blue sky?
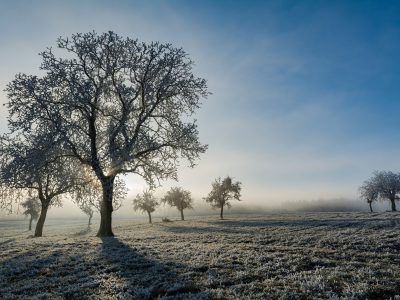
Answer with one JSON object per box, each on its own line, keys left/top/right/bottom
{"left": 1, "top": 0, "right": 400, "bottom": 213}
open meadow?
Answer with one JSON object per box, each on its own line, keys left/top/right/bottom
{"left": 1, "top": 212, "right": 400, "bottom": 299}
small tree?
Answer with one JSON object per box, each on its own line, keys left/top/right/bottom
{"left": 80, "top": 204, "right": 94, "bottom": 225}
{"left": 133, "top": 190, "right": 159, "bottom": 223}
{"left": 161, "top": 187, "right": 193, "bottom": 220}
{"left": 21, "top": 198, "right": 40, "bottom": 230}
{"left": 358, "top": 179, "right": 379, "bottom": 212}
{"left": 203, "top": 176, "right": 242, "bottom": 219}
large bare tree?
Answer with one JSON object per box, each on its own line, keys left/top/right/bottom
{"left": 203, "top": 176, "right": 242, "bottom": 219}
{"left": 161, "top": 187, "right": 194, "bottom": 221}
{"left": 4, "top": 31, "right": 209, "bottom": 236}
{"left": 132, "top": 189, "right": 159, "bottom": 223}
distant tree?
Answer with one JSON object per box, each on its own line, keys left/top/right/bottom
{"left": 203, "top": 176, "right": 242, "bottom": 219}
{"left": 21, "top": 198, "right": 41, "bottom": 230}
{"left": 161, "top": 187, "right": 194, "bottom": 220}
{"left": 80, "top": 204, "right": 94, "bottom": 226}
{"left": 133, "top": 190, "right": 159, "bottom": 223}
{"left": 4, "top": 31, "right": 209, "bottom": 236}
{"left": 358, "top": 179, "right": 379, "bottom": 212}
{"left": 372, "top": 171, "right": 400, "bottom": 211}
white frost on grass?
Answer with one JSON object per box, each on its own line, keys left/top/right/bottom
{"left": 1, "top": 212, "right": 400, "bottom": 299}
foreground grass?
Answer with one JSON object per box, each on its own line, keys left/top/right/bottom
{"left": 1, "top": 212, "right": 400, "bottom": 299}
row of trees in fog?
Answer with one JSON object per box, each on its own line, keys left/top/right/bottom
{"left": 358, "top": 171, "right": 400, "bottom": 212}
{"left": 19, "top": 175, "right": 242, "bottom": 231}
{"left": 133, "top": 176, "right": 242, "bottom": 223}
{"left": 0, "top": 31, "right": 210, "bottom": 237}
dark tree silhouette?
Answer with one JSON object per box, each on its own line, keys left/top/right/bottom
{"left": 21, "top": 198, "right": 40, "bottom": 230}
{"left": 4, "top": 31, "right": 209, "bottom": 236}
{"left": 133, "top": 190, "right": 159, "bottom": 223}
{"left": 203, "top": 176, "right": 242, "bottom": 219}
{"left": 161, "top": 187, "right": 193, "bottom": 221}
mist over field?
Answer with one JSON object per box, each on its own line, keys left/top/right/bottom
{"left": 1, "top": 197, "right": 392, "bottom": 222}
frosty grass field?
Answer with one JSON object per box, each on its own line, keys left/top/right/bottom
{"left": 1, "top": 212, "right": 400, "bottom": 299}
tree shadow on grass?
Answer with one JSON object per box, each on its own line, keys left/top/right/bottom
{"left": 0, "top": 236, "right": 210, "bottom": 299}
{"left": 98, "top": 237, "right": 209, "bottom": 299}
{"left": 71, "top": 225, "right": 92, "bottom": 237}
{"left": 0, "top": 239, "right": 15, "bottom": 246}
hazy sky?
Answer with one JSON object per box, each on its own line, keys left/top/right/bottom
{"left": 1, "top": 0, "right": 400, "bottom": 217}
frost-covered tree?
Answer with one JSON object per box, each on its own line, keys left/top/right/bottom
{"left": 21, "top": 198, "right": 40, "bottom": 230}
{"left": 161, "top": 187, "right": 193, "bottom": 220}
{"left": 371, "top": 171, "right": 400, "bottom": 211}
{"left": 132, "top": 190, "right": 159, "bottom": 223}
{"left": 358, "top": 179, "right": 379, "bottom": 212}
{"left": 4, "top": 31, "right": 209, "bottom": 236}
{"left": 203, "top": 176, "right": 242, "bottom": 219}
{"left": 0, "top": 133, "right": 91, "bottom": 237}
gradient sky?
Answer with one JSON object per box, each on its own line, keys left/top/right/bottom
{"left": 1, "top": 0, "right": 400, "bottom": 217}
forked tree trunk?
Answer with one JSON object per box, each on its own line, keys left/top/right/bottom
{"left": 148, "top": 211, "right": 152, "bottom": 224}
{"left": 97, "top": 176, "right": 115, "bottom": 236}
{"left": 220, "top": 205, "right": 224, "bottom": 220}
{"left": 180, "top": 209, "right": 184, "bottom": 221}
{"left": 369, "top": 202, "right": 373, "bottom": 212}
{"left": 29, "top": 215, "right": 33, "bottom": 230}
{"left": 390, "top": 198, "right": 397, "bottom": 211}
{"left": 35, "top": 202, "right": 49, "bottom": 237}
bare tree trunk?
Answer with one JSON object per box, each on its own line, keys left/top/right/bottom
{"left": 180, "top": 209, "right": 184, "bottom": 221}
{"left": 220, "top": 205, "right": 224, "bottom": 220}
{"left": 35, "top": 202, "right": 49, "bottom": 237}
{"left": 390, "top": 198, "right": 397, "bottom": 211}
{"left": 97, "top": 176, "right": 115, "bottom": 236}
{"left": 369, "top": 202, "right": 373, "bottom": 212}
{"left": 29, "top": 215, "right": 33, "bottom": 230}
{"left": 88, "top": 214, "right": 92, "bottom": 225}
{"left": 148, "top": 211, "right": 152, "bottom": 224}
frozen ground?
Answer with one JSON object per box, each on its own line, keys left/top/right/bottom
{"left": 1, "top": 212, "right": 400, "bottom": 299}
